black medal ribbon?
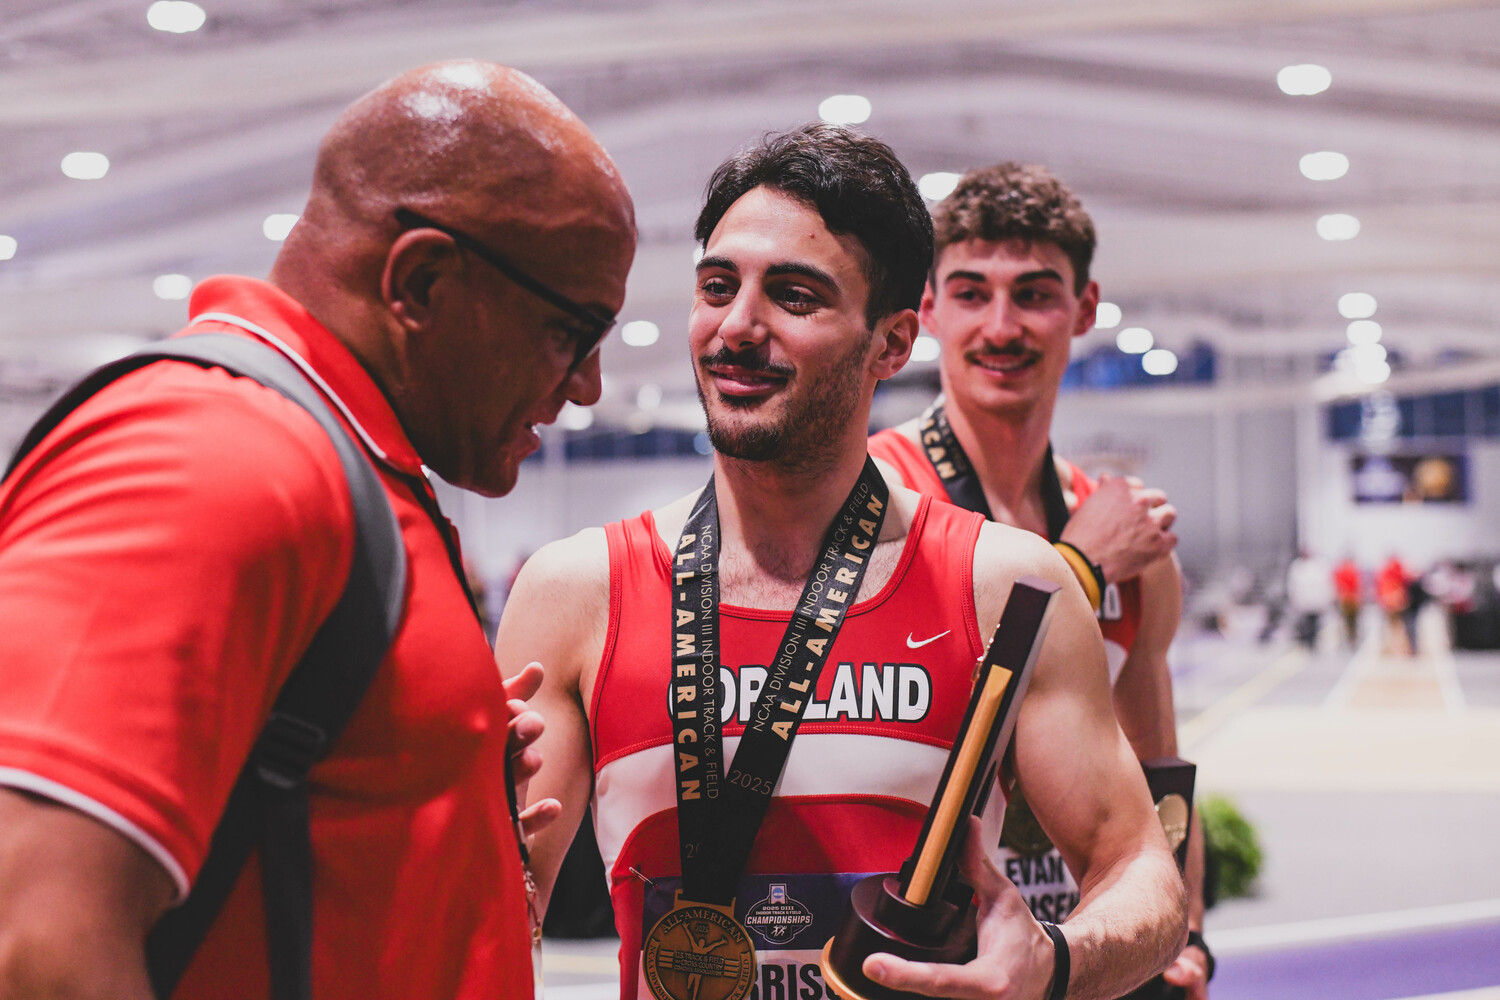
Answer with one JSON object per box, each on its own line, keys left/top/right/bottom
{"left": 669, "top": 457, "right": 889, "bottom": 906}
{"left": 918, "top": 397, "right": 1070, "bottom": 542}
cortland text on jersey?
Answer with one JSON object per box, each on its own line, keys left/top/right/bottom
{"left": 666, "top": 661, "right": 934, "bottom": 725}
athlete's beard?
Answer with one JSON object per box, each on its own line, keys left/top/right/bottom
{"left": 696, "top": 336, "right": 869, "bottom": 474}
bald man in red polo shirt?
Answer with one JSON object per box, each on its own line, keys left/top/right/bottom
{"left": 0, "top": 62, "right": 633, "bottom": 1000}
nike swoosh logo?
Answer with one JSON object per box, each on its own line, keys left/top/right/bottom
{"left": 906, "top": 630, "right": 951, "bottom": 649}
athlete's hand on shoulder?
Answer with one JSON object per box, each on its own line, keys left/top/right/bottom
{"left": 1061, "top": 474, "right": 1176, "bottom": 584}
{"left": 1162, "top": 940, "right": 1210, "bottom": 1000}
{"left": 503, "top": 661, "right": 561, "bottom": 840}
{"left": 863, "top": 818, "right": 1057, "bottom": 1000}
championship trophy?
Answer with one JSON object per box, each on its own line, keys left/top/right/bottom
{"left": 820, "top": 577, "right": 1060, "bottom": 1000}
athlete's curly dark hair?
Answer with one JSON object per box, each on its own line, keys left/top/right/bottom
{"left": 695, "top": 123, "right": 933, "bottom": 328}
{"left": 931, "top": 163, "right": 1096, "bottom": 293}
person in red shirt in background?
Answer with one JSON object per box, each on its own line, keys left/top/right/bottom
{"left": 1333, "top": 556, "right": 1366, "bottom": 648}
{"left": 0, "top": 61, "right": 634, "bottom": 1000}
{"left": 1376, "top": 555, "right": 1416, "bottom": 657}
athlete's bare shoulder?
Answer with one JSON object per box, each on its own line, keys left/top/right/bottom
{"left": 515, "top": 525, "right": 610, "bottom": 593}
{"left": 496, "top": 525, "right": 611, "bottom": 692}
{"left": 970, "top": 519, "right": 1084, "bottom": 632}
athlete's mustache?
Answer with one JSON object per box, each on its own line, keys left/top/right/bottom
{"left": 967, "top": 343, "right": 1041, "bottom": 364}
{"left": 698, "top": 347, "right": 795, "bottom": 379}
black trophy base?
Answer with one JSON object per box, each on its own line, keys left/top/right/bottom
{"left": 820, "top": 874, "right": 977, "bottom": 1000}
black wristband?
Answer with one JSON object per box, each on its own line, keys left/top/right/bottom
{"left": 1054, "top": 540, "right": 1107, "bottom": 592}
{"left": 1038, "top": 920, "right": 1070, "bottom": 1000}
{"left": 1187, "top": 929, "right": 1215, "bottom": 982}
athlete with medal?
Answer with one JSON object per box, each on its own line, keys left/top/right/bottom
{"left": 499, "top": 126, "right": 1187, "bottom": 1000}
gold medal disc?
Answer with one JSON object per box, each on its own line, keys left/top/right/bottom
{"left": 1155, "top": 793, "right": 1190, "bottom": 853}
{"left": 643, "top": 895, "right": 756, "bottom": 1000}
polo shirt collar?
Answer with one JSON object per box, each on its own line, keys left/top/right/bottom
{"left": 185, "top": 275, "right": 426, "bottom": 479}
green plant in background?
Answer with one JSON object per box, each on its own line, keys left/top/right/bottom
{"left": 1200, "top": 794, "right": 1263, "bottom": 905}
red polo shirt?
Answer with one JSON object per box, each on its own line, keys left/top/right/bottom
{"left": 0, "top": 276, "right": 533, "bottom": 999}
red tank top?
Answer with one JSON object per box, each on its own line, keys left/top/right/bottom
{"left": 869, "top": 427, "right": 1141, "bottom": 680}
{"left": 592, "top": 494, "right": 994, "bottom": 1000}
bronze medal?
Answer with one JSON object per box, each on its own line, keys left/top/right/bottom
{"left": 1155, "top": 792, "right": 1190, "bottom": 853}
{"left": 643, "top": 894, "right": 756, "bottom": 1000}
{"left": 999, "top": 787, "right": 1055, "bottom": 857}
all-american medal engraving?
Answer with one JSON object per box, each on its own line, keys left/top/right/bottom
{"left": 644, "top": 895, "right": 756, "bottom": 1000}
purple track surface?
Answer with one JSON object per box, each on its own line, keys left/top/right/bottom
{"left": 1213, "top": 921, "right": 1500, "bottom": 1000}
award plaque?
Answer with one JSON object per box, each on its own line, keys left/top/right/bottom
{"left": 821, "top": 577, "right": 1060, "bottom": 1000}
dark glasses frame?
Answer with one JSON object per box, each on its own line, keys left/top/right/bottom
{"left": 394, "top": 207, "right": 616, "bottom": 370}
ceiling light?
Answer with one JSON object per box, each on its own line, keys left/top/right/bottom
{"left": 1317, "top": 213, "right": 1360, "bottom": 241}
{"left": 1095, "top": 302, "right": 1122, "bottom": 329}
{"left": 1300, "top": 151, "right": 1349, "bottom": 181}
{"left": 1338, "top": 292, "right": 1377, "bottom": 319}
{"left": 621, "top": 320, "right": 660, "bottom": 348}
{"left": 911, "top": 335, "right": 941, "bottom": 362}
{"left": 692, "top": 246, "right": 705, "bottom": 265}
{"left": 1116, "top": 326, "right": 1153, "bottom": 354}
{"left": 1142, "top": 349, "right": 1178, "bottom": 376}
{"left": 0, "top": 235, "right": 15, "bottom": 261}
{"left": 153, "top": 273, "right": 192, "bottom": 300}
{"left": 637, "top": 384, "right": 663, "bottom": 411}
{"left": 818, "top": 94, "right": 872, "bottom": 126}
{"left": 61, "top": 152, "right": 110, "bottom": 180}
{"left": 262, "top": 213, "right": 299, "bottom": 241}
{"left": 1356, "top": 358, "right": 1391, "bottom": 384}
{"left": 1277, "top": 64, "right": 1332, "bottom": 96}
{"left": 1334, "top": 343, "right": 1390, "bottom": 385}
{"left": 1346, "top": 319, "right": 1382, "bottom": 345}
{"left": 1337, "top": 344, "right": 1390, "bottom": 385}
{"left": 917, "top": 172, "right": 961, "bottom": 201}
{"left": 557, "top": 402, "right": 594, "bottom": 431}
{"left": 147, "top": 1, "right": 206, "bottom": 32}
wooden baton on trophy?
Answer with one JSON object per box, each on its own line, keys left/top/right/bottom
{"left": 820, "top": 576, "right": 1060, "bottom": 1000}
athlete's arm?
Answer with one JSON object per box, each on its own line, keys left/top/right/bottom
{"left": 1111, "top": 555, "right": 1182, "bottom": 760}
{"left": 493, "top": 528, "right": 610, "bottom": 913}
{"left": 867, "top": 528, "right": 1185, "bottom": 1000}
{"left": 0, "top": 790, "right": 173, "bottom": 1000}
{"left": 1113, "top": 556, "right": 1210, "bottom": 998}
{"left": 1058, "top": 474, "right": 1176, "bottom": 585}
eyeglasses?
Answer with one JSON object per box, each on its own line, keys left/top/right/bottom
{"left": 394, "top": 207, "right": 616, "bottom": 370}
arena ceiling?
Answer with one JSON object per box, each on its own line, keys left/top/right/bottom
{"left": 0, "top": 0, "right": 1497, "bottom": 430}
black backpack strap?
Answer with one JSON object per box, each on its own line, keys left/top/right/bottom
{"left": 6, "top": 334, "right": 406, "bottom": 1000}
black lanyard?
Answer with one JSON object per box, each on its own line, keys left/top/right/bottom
{"left": 670, "top": 458, "right": 889, "bottom": 905}
{"left": 917, "top": 398, "right": 1070, "bottom": 542}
